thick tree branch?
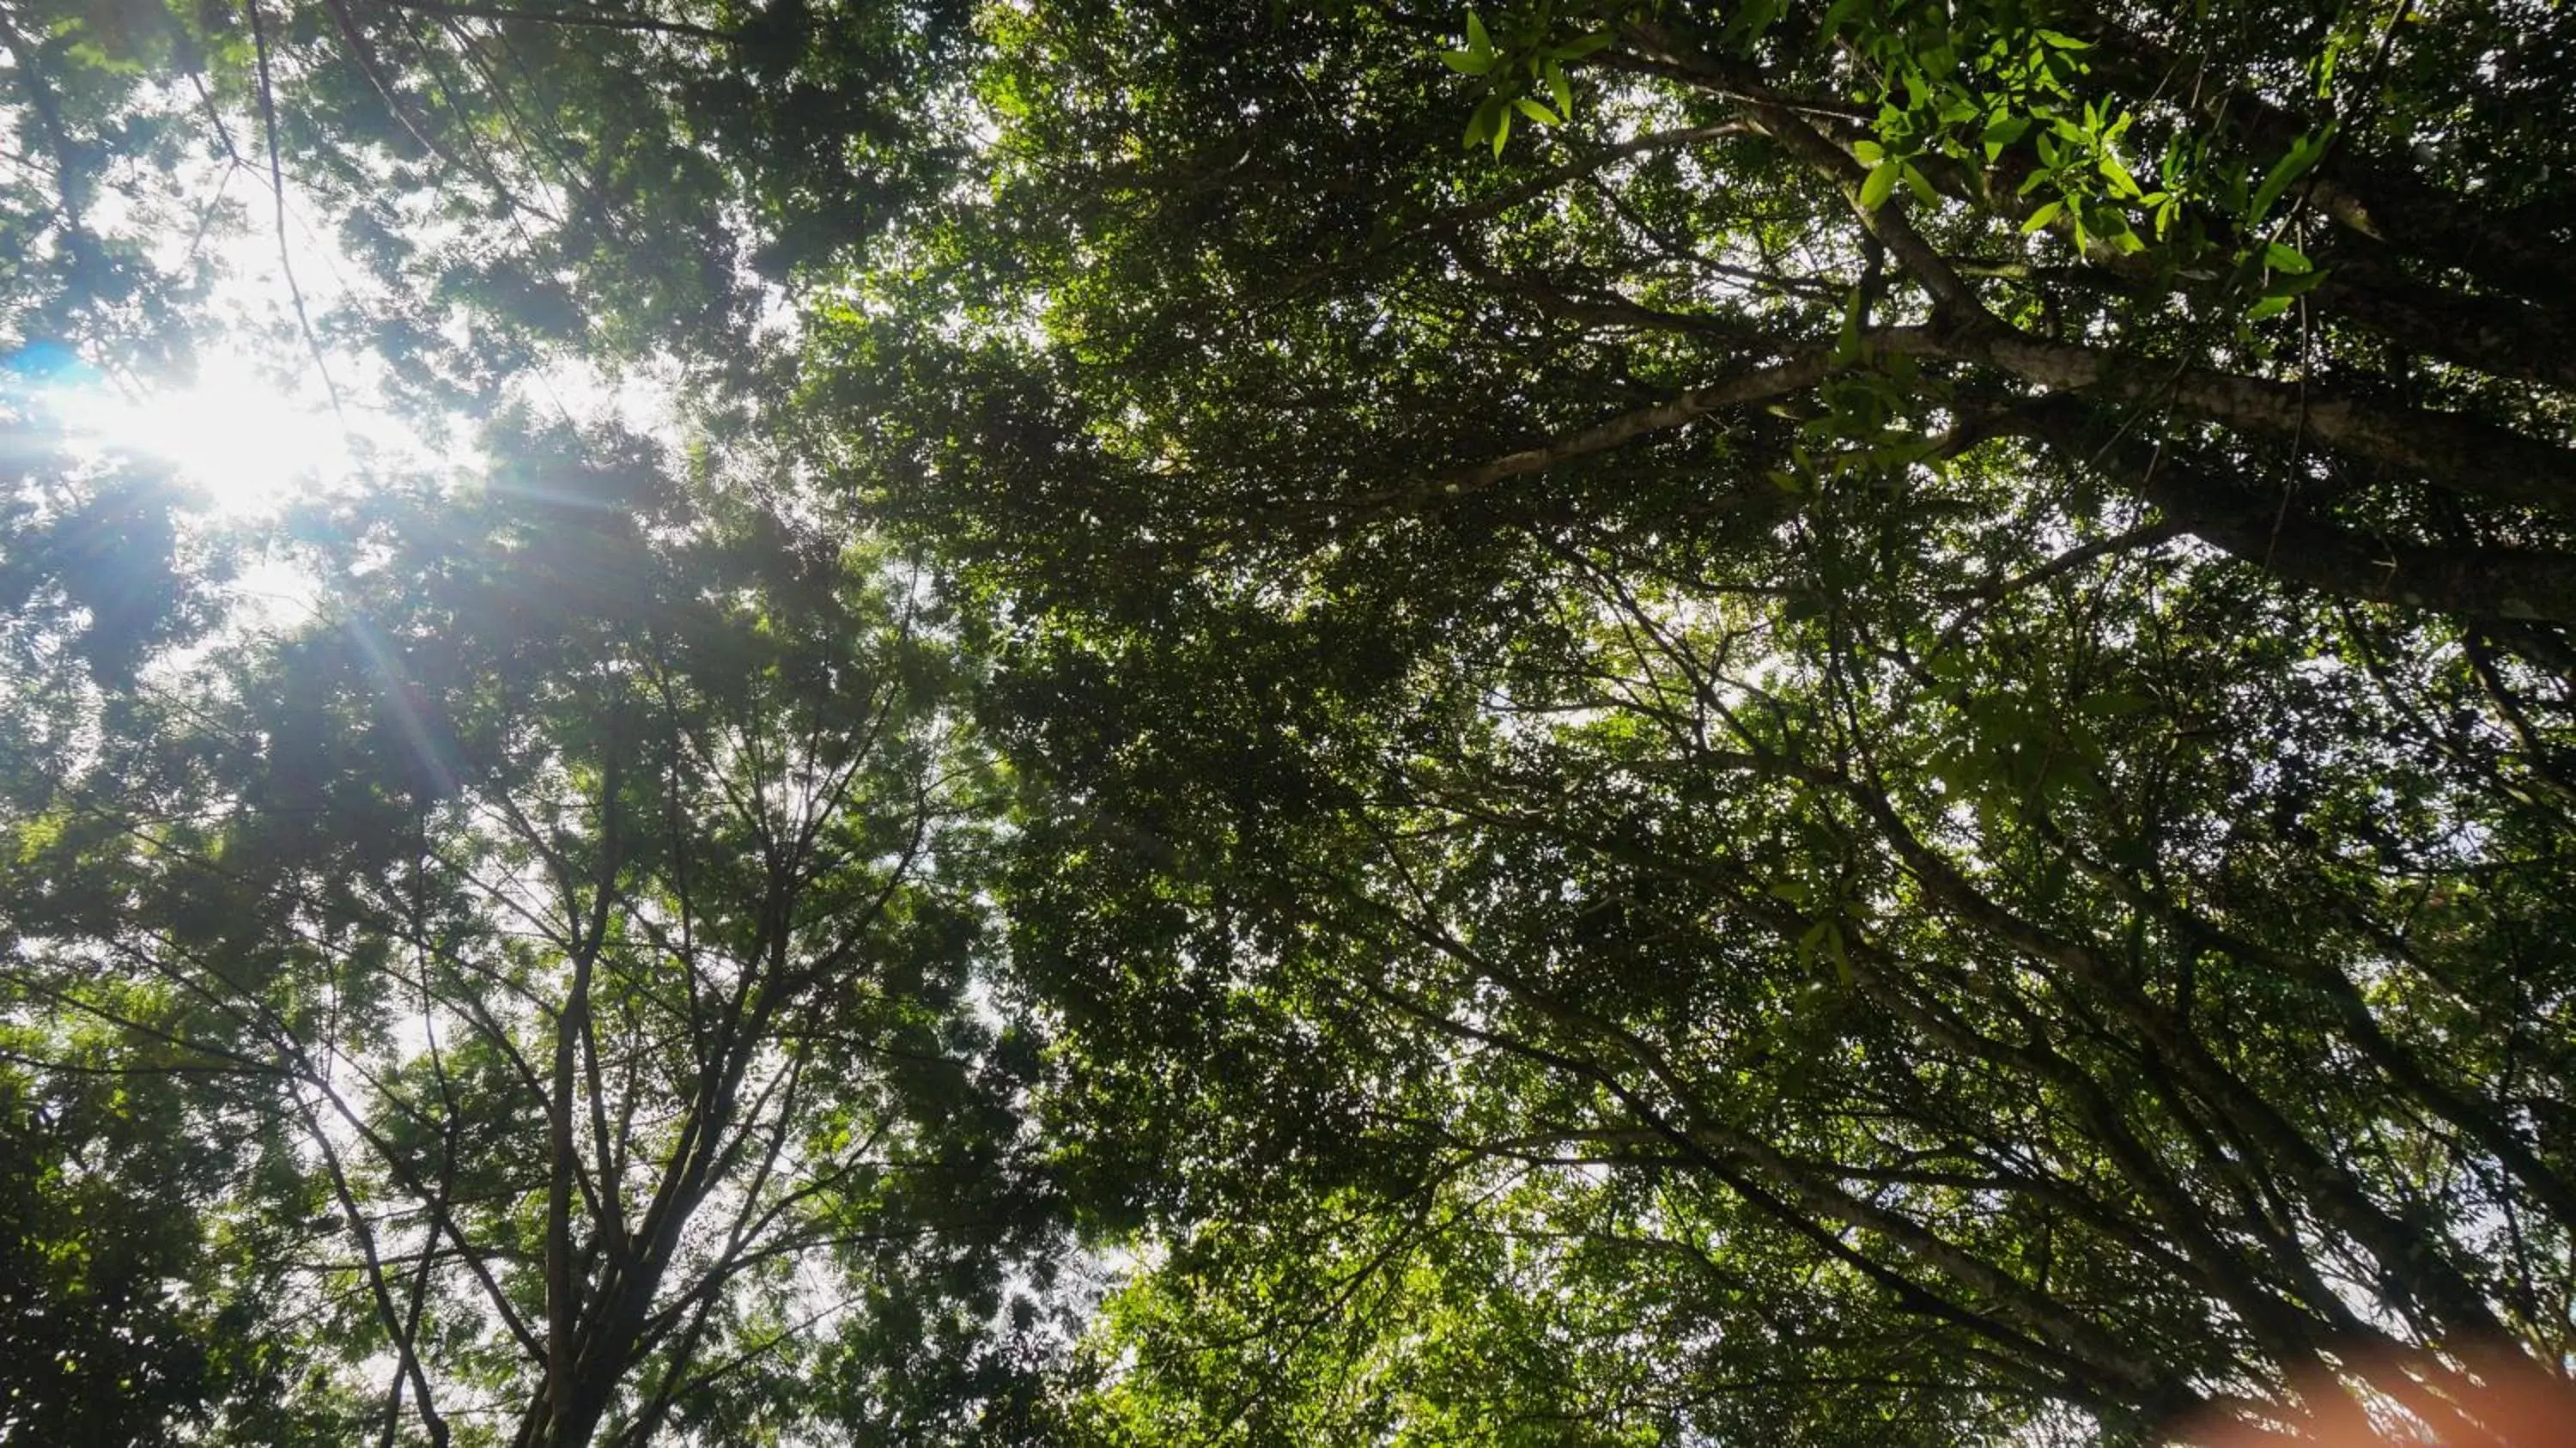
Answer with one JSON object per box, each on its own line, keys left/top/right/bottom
{"left": 2027, "top": 397, "right": 2576, "bottom": 624}
{"left": 1320, "top": 336, "right": 1942, "bottom": 519}
{"left": 2310, "top": 241, "right": 2576, "bottom": 393}
{"left": 1966, "top": 332, "right": 2576, "bottom": 518}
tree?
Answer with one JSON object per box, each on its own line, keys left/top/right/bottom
{"left": 1, "top": 0, "right": 977, "bottom": 724}
{"left": 807, "top": 1, "right": 2576, "bottom": 1440}
{"left": 7, "top": 6, "right": 1095, "bottom": 1442}
{"left": 0, "top": 419, "right": 1064, "bottom": 1446}
{"left": 0, "top": 1050, "right": 323, "bottom": 1445}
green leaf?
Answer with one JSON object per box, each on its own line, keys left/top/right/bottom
{"left": 1441, "top": 49, "right": 1491, "bottom": 75}
{"left": 1465, "top": 9, "right": 1492, "bottom": 57}
{"left": 2250, "top": 125, "right": 2334, "bottom": 221}
{"left": 1859, "top": 160, "right": 1900, "bottom": 211}
{"left": 2099, "top": 151, "right": 2142, "bottom": 199}
{"left": 2247, "top": 294, "right": 2294, "bottom": 319}
{"left": 1551, "top": 28, "right": 1614, "bottom": 60}
{"left": 2021, "top": 198, "right": 2064, "bottom": 232}
{"left": 1983, "top": 114, "right": 2032, "bottom": 149}
{"left": 2237, "top": 250, "right": 2336, "bottom": 312}
{"left": 1546, "top": 58, "right": 1571, "bottom": 117}
{"left": 2267, "top": 265, "right": 2331, "bottom": 298}
{"left": 1902, "top": 161, "right": 1937, "bottom": 207}
{"left": 1851, "top": 138, "right": 1886, "bottom": 165}
{"left": 1464, "top": 96, "right": 1499, "bottom": 149}
{"left": 1511, "top": 96, "right": 1560, "bottom": 127}
{"left": 2262, "top": 242, "right": 2313, "bottom": 274}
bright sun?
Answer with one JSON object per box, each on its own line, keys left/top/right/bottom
{"left": 49, "top": 362, "right": 351, "bottom": 517}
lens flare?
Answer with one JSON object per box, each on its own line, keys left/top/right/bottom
{"left": 38, "top": 357, "right": 349, "bottom": 516}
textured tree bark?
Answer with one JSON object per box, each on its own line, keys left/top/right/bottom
{"left": 1970, "top": 334, "right": 2576, "bottom": 518}
{"left": 2027, "top": 399, "right": 2576, "bottom": 623}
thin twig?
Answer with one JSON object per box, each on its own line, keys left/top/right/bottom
{"left": 246, "top": 0, "right": 348, "bottom": 419}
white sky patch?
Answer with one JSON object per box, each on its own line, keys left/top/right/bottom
{"left": 40, "top": 357, "right": 374, "bottom": 518}
{"left": 526, "top": 349, "right": 690, "bottom": 450}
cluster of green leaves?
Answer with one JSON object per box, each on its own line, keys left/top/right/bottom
{"left": 0, "top": 0, "right": 240, "bottom": 375}
{"left": 2, "top": 3, "right": 1114, "bottom": 1440}
{"left": 1443, "top": 5, "right": 1613, "bottom": 155}
{"left": 0, "top": 1062, "right": 329, "bottom": 1446}
{"left": 1728, "top": 0, "right": 2356, "bottom": 313}
{"left": 0, "top": 409, "right": 233, "bottom": 685}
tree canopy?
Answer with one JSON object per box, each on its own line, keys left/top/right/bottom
{"left": 3, "top": 1, "right": 2574, "bottom": 1445}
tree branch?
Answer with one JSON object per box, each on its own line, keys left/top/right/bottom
{"left": 2029, "top": 397, "right": 2576, "bottom": 624}
{"left": 368, "top": 0, "right": 736, "bottom": 43}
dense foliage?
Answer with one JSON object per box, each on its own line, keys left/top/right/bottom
{"left": 837, "top": 2, "right": 2576, "bottom": 1441}
{"left": 3, "top": 421, "right": 1066, "bottom": 1445}
{"left": 4, "top": 1, "right": 2574, "bottom": 1444}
